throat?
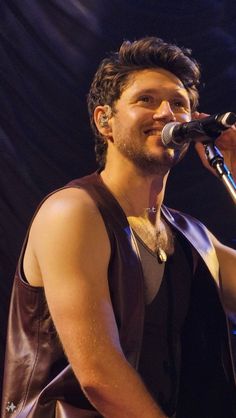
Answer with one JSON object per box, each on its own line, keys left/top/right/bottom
{"left": 100, "top": 170, "right": 166, "bottom": 218}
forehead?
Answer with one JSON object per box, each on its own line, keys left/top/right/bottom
{"left": 122, "top": 68, "right": 189, "bottom": 98}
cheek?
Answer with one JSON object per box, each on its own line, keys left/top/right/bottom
{"left": 112, "top": 109, "right": 151, "bottom": 140}
{"left": 113, "top": 113, "right": 137, "bottom": 134}
{"left": 175, "top": 114, "right": 191, "bottom": 124}
{"left": 126, "top": 107, "right": 152, "bottom": 123}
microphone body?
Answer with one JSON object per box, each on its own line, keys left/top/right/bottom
{"left": 161, "top": 112, "right": 236, "bottom": 149}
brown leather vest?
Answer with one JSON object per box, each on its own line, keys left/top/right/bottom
{"left": 2, "top": 172, "right": 236, "bottom": 418}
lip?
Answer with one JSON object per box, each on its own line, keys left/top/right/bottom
{"left": 144, "top": 129, "right": 160, "bottom": 135}
{"left": 143, "top": 125, "right": 165, "bottom": 136}
{"left": 144, "top": 129, "right": 163, "bottom": 140}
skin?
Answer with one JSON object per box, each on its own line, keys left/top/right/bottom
{"left": 23, "top": 68, "right": 236, "bottom": 417}
{"left": 195, "top": 112, "right": 236, "bottom": 180}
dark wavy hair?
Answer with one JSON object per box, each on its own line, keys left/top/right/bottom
{"left": 87, "top": 37, "right": 201, "bottom": 167}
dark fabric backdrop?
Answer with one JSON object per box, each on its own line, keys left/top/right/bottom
{"left": 1, "top": 0, "right": 236, "bottom": 402}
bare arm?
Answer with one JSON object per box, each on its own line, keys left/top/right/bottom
{"left": 192, "top": 113, "right": 236, "bottom": 311}
{"left": 209, "top": 232, "right": 236, "bottom": 312}
{"left": 27, "top": 188, "right": 166, "bottom": 418}
{"left": 192, "top": 111, "right": 236, "bottom": 177}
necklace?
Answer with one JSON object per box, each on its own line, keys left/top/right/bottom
{"left": 156, "top": 241, "right": 167, "bottom": 263}
{"left": 128, "top": 216, "right": 169, "bottom": 263}
{"left": 101, "top": 173, "right": 169, "bottom": 262}
{"left": 101, "top": 172, "right": 159, "bottom": 217}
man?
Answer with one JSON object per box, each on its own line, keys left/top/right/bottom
{"left": 2, "top": 37, "right": 236, "bottom": 418}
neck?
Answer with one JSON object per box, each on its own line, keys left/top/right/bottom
{"left": 100, "top": 159, "right": 169, "bottom": 225}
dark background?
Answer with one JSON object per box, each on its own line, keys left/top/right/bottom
{"left": 1, "top": 0, "right": 236, "bottom": 399}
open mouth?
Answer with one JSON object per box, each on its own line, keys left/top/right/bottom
{"left": 144, "top": 129, "right": 161, "bottom": 136}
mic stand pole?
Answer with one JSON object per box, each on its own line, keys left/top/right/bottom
{"left": 204, "top": 142, "right": 236, "bottom": 205}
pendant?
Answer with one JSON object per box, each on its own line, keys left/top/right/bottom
{"left": 157, "top": 247, "right": 167, "bottom": 263}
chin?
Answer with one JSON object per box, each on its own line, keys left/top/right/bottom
{"left": 132, "top": 154, "right": 174, "bottom": 176}
{"left": 149, "top": 148, "right": 176, "bottom": 164}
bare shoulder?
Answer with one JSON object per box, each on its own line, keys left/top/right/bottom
{"left": 35, "top": 186, "right": 101, "bottom": 221}
{"left": 31, "top": 186, "right": 107, "bottom": 239}
{"left": 209, "top": 230, "right": 235, "bottom": 252}
{"left": 25, "top": 187, "right": 111, "bottom": 286}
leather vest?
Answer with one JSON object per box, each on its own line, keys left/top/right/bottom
{"left": 2, "top": 172, "right": 236, "bottom": 418}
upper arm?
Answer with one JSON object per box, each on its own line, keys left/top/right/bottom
{"left": 28, "top": 188, "right": 122, "bottom": 382}
{"left": 209, "top": 232, "right": 236, "bottom": 312}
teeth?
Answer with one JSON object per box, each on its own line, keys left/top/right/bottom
{"left": 147, "top": 130, "right": 158, "bottom": 135}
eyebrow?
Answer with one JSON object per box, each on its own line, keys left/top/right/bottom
{"left": 132, "top": 88, "right": 190, "bottom": 103}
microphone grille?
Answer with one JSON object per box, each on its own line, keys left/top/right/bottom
{"left": 219, "top": 112, "right": 236, "bottom": 128}
{"left": 161, "top": 122, "right": 180, "bottom": 147}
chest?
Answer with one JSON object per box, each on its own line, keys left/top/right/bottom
{"left": 135, "top": 231, "right": 194, "bottom": 319}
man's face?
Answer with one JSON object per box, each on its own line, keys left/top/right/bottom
{"left": 109, "top": 68, "right": 191, "bottom": 175}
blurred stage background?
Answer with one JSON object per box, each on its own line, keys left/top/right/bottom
{"left": 1, "top": 0, "right": 236, "bottom": 399}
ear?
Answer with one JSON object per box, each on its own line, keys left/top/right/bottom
{"left": 94, "top": 105, "right": 113, "bottom": 138}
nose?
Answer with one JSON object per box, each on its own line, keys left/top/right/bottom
{"left": 153, "top": 100, "right": 176, "bottom": 122}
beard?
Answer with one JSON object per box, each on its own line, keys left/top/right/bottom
{"left": 114, "top": 133, "right": 188, "bottom": 176}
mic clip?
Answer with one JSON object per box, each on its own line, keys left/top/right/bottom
{"left": 204, "top": 142, "right": 236, "bottom": 204}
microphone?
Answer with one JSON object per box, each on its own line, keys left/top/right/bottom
{"left": 161, "top": 112, "right": 236, "bottom": 149}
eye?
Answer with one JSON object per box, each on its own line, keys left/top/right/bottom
{"left": 138, "top": 95, "right": 154, "bottom": 104}
{"left": 172, "top": 99, "right": 189, "bottom": 110}
{"left": 173, "top": 100, "right": 184, "bottom": 107}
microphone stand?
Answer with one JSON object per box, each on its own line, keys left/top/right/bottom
{"left": 204, "top": 142, "right": 236, "bottom": 205}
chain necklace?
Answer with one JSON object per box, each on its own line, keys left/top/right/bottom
{"left": 101, "top": 173, "right": 169, "bottom": 262}
{"left": 128, "top": 215, "right": 168, "bottom": 263}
